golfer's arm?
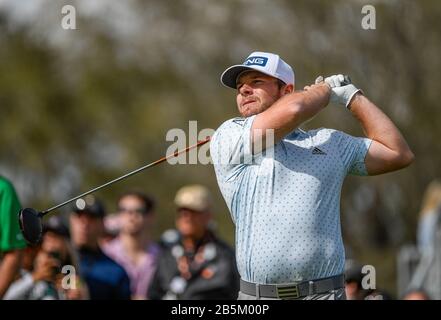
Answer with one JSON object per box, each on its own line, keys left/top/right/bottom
{"left": 251, "top": 83, "right": 331, "bottom": 152}
{"left": 0, "top": 249, "right": 23, "bottom": 298}
{"left": 349, "top": 93, "right": 415, "bottom": 175}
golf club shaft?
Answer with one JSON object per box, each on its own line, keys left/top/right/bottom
{"left": 40, "top": 137, "right": 211, "bottom": 216}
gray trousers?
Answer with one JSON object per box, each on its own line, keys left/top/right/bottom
{"left": 237, "top": 288, "right": 346, "bottom": 300}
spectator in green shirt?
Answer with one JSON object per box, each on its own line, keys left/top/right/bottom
{"left": 0, "top": 176, "right": 27, "bottom": 298}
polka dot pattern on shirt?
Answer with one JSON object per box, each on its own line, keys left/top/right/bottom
{"left": 210, "top": 116, "right": 372, "bottom": 284}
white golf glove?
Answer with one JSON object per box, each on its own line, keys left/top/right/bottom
{"left": 315, "top": 74, "right": 362, "bottom": 108}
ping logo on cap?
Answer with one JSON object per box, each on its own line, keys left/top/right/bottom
{"left": 244, "top": 56, "right": 268, "bottom": 67}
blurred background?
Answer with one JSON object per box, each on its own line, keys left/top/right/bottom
{"left": 1, "top": 0, "right": 440, "bottom": 298}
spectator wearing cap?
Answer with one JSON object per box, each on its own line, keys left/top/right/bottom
{"left": 70, "top": 196, "right": 131, "bottom": 300}
{"left": 148, "top": 185, "right": 239, "bottom": 300}
{"left": 3, "top": 216, "right": 87, "bottom": 300}
{"left": 102, "top": 191, "right": 160, "bottom": 300}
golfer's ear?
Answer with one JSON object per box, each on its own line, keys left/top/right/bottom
{"left": 283, "top": 84, "right": 294, "bottom": 95}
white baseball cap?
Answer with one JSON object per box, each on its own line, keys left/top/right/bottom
{"left": 220, "top": 51, "right": 295, "bottom": 89}
{"left": 174, "top": 184, "right": 213, "bottom": 212}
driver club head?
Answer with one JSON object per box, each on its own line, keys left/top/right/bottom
{"left": 18, "top": 208, "right": 43, "bottom": 245}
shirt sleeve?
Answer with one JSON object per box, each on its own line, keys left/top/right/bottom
{"left": 210, "top": 116, "right": 256, "bottom": 182}
{"left": 0, "top": 178, "right": 27, "bottom": 251}
{"left": 334, "top": 130, "right": 372, "bottom": 176}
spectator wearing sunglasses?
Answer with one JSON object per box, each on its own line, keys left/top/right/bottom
{"left": 102, "top": 191, "right": 160, "bottom": 300}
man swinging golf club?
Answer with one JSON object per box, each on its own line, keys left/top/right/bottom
{"left": 210, "top": 51, "right": 414, "bottom": 300}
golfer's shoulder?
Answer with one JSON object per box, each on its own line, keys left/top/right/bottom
{"left": 302, "top": 127, "right": 348, "bottom": 144}
{"left": 213, "top": 116, "right": 254, "bottom": 140}
{"left": 211, "top": 118, "right": 241, "bottom": 150}
{"left": 216, "top": 117, "right": 250, "bottom": 131}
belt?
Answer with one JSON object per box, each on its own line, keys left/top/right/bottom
{"left": 240, "top": 274, "right": 345, "bottom": 299}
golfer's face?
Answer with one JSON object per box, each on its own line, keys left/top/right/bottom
{"left": 236, "top": 71, "right": 283, "bottom": 117}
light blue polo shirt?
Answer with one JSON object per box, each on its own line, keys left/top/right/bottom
{"left": 210, "top": 116, "right": 372, "bottom": 284}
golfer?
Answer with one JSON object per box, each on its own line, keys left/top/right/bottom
{"left": 210, "top": 51, "right": 414, "bottom": 300}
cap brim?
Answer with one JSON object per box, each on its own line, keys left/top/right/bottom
{"left": 220, "top": 65, "right": 258, "bottom": 89}
{"left": 43, "top": 226, "right": 70, "bottom": 238}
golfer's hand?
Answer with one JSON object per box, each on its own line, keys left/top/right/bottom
{"left": 302, "top": 82, "right": 332, "bottom": 108}
{"left": 303, "top": 81, "right": 331, "bottom": 94}
{"left": 316, "top": 74, "right": 362, "bottom": 108}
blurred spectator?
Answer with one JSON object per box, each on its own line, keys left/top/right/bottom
{"left": 20, "top": 245, "right": 40, "bottom": 274}
{"left": 4, "top": 216, "right": 87, "bottom": 300}
{"left": 101, "top": 213, "right": 122, "bottom": 246}
{"left": 42, "top": 216, "right": 88, "bottom": 300}
{"left": 396, "top": 180, "right": 441, "bottom": 299}
{"left": 4, "top": 249, "right": 59, "bottom": 299}
{"left": 148, "top": 185, "right": 239, "bottom": 300}
{"left": 416, "top": 180, "right": 441, "bottom": 250}
{"left": 2, "top": 245, "right": 40, "bottom": 299}
{"left": 0, "top": 176, "right": 27, "bottom": 298}
{"left": 70, "top": 195, "right": 131, "bottom": 300}
{"left": 345, "top": 259, "right": 393, "bottom": 300}
{"left": 345, "top": 260, "right": 365, "bottom": 300}
{"left": 402, "top": 288, "right": 431, "bottom": 300}
{"left": 102, "top": 191, "right": 159, "bottom": 300}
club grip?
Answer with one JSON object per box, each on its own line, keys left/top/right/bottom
{"left": 342, "top": 75, "right": 351, "bottom": 86}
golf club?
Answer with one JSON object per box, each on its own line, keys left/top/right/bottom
{"left": 18, "top": 137, "right": 211, "bottom": 245}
